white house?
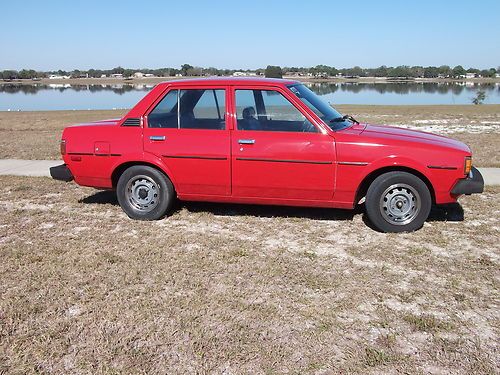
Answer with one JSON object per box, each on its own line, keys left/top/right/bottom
{"left": 465, "top": 73, "right": 476, "bottom": 79}
{"left": 110, "top": 73, "right": 123, "bottom": 78}
{"left": 48, "top": 74, "right": 70, "bottom": 79}
{"left": 233, "top": 71, "right": 257, "bottom": 77}
{"left": 133, "top": 72, "right": 144, "bottom": 78}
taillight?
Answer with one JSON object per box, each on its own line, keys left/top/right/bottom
{"left": 60, "top": 139, "right": 66, "bottom": 155}
{"left": 464, "top": 156, "right": 472, "bottom": 175}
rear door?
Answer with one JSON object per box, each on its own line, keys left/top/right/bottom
{"left": 230, "top": 86, "right": 336, "bottom": 200}
{"left": 143, "top": 85, "right": 230, "bottom": 196}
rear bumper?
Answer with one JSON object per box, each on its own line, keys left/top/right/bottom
{"left": 50, "top": 164, "right": 73, "bottom": 182}
{"left": 451, "top": 167, "right": 484, "bottom": 195}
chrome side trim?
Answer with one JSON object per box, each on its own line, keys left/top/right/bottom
{"left": 427, "top": 165, "right": 458, "bottom": 170}
{"left": 236, "top": 157, "right": 332, "bottom": 165}
{"left": 162, "top": 155, "right": 227, "bottom": 160}
{"left": 338, "top": 161, "right": 368, "bottom": 166}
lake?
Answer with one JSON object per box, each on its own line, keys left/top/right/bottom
{"left": 1, "top": 81, "right": 499, "bottom": 111}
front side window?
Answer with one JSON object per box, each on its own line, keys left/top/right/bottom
{"left": 148, "top": 88, "right": 226, "bottom": 130}
{"left": 235, "top": 89, "right": 316, "bottom": 132}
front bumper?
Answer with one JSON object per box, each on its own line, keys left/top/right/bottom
{"left": 50, "top": 164, "right": 73, "bottom": 182}
{"left": 451, "top": 166, "right": 484, "bottom": 195}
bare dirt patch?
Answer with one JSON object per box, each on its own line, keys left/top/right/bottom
{"left": 0, "top": 176, "right": 498, "bottom": 374}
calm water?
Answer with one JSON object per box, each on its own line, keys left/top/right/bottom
{"left": 1, "top": 81, "right": 499, "bottom": 111}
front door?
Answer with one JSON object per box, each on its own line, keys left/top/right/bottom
{"left": 143, "top": 86, "right": 231, "bottom": 196}
{"left": 231, "top": 87, "right": 335, "bottom": 201}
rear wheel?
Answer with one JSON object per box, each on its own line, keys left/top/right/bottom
{"left": 365, "top": 171, "right": 431, "bottom": 232}
{"left": 117, "top": 165, "right": 174, "bottom": 220}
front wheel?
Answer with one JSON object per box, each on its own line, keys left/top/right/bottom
{"left": 365, "top": 172, "right": 431, "bottom": 232}
{"left": 116, "top": 165, "right": 174, "bottom": 220}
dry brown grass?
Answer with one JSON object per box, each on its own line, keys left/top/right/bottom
{"left": 0, "top": 176, "right": 498, "bottom": 374}
{"left": 0, "top": 105, "right": 499, "bottom": 165}
{"left": 0, "top": 110, "right": 125, "bottom": 160}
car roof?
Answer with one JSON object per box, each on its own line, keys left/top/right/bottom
{"left": 157, "top": 77, "right": 299, "bottom": 87}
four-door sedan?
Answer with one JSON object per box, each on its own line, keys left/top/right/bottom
{"left": 50, "top": 78, "right": 484, "bottom": 232}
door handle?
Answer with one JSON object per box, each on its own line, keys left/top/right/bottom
{"left": 238, "top": 139, "right": 255, "bottom": 145}
{"left": 150, "top": 135, "right": 166, "bottom": 141}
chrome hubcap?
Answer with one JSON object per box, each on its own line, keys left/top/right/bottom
{"left": 380, "top": 183, "right": 420, "bottom": 225}
{"left": 125, "top": 175, "right": 160, "bottom": 212}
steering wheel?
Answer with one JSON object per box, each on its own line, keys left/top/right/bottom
{"left": 301, "top": 119, "right": 316, "bottom": 132}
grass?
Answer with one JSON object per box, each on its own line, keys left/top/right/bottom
{"left": 0, "top": 105, "right": 499, "bottom": 166}
{"left": 0, "top": 176, "right": 498, "bottom": 374}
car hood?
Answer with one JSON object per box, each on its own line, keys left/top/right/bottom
{"left": 360, "top": 124, "right": 470, "bottom": 153}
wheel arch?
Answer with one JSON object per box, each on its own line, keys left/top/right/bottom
{"left": 111, "top": 160, "right": 176, "bottom": 193}
{"left": 355, "top": 166, "right": 436, "bottom": 205}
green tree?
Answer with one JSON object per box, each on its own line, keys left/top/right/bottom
{"left": 389, "top": 66, "right": 413, "bottom": 78}
{"left": 452, "top": 65, "right": 466, "bottom": 78}
{"left": 180, "top": 64, "right": 194, "bottom": 76}
{"left": 265, "top": 65, "right": 283, "bottom": 78}
{"left": 372, "top": 65, "right": 388, "bottom": 77}
{"left": 2, "top": 70, "right": 18, "bottom": 80}
{"left": 111, "top": 66, "right": 125, "bottom": 75}
{"left": 423, "top": 66, "right": 439, "bottom": 78}
{"left": 472, "top": 90, "right": 486, "bottom": 105}
{"left": 438, "top": 65, "right": 451, "bottom": 77}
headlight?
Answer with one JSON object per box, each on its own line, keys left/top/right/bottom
{"left": 464, "top": 156, "right": 472, "bottom": 175}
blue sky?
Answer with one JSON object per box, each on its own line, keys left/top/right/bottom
{"left": 2, "top": 0, "right": 499, "bottom": 70}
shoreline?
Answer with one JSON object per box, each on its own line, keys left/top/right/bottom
{"left": 1, "top": 76, "right": 499, "bottom": 86}
{"left": 2, "top": 103, "right": 500, "bottom": 113}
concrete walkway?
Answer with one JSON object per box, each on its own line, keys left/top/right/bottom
{"left": 0, "top": 159, "right": 62, "bottom": 177}
{"left": 0, "top": 159, "right": 499, "bottom": 185}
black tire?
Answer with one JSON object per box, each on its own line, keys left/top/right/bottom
{"left": 365, "top": 171, "right": 431, "bottom": 233}
{"left": 116, "top": 165, "right": 174, "bottom": 220}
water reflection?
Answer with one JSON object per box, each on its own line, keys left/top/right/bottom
{"left": 306, "top": 82, "right": 500, "bottom": 96}
{"left": 0, "top": 83, "right": 153, "bottom": 95}
{"left": 1, "top": 81, "right": 499, "bottom": 110}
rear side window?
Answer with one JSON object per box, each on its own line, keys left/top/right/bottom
{"left": 148, "top": 89, "right": 225, "bottom": 130}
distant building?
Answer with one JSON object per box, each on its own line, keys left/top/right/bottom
{"left": 100, "top": 74, "right": 107, "bottom": 78}
{"left": 48, "top": 74, "right": 70, "bottom": 79}
{"left": 496, "top": 73, "right": 500, "bottom": 78}
{"left": 133, "top": 72, "right": 144, "bottom": 78}
{"left": 314, "top": 72, "right": 329, "bottom": 78}
{"left": 465, "top": 73, "right": 476, "bottom": 79}
{"left": 110, "top": 73, "right": 123, "bottom": 78}
{"left": 143, "top": 73, "right": 155, "bottom": 77}
{"left": 232, "top": 71, "right": 257, "bottom": 77}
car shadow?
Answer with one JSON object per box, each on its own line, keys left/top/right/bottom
{"left": 428, "top": 203, "right": 464, "bottom": 222}
{"left": 79, "top": 190, "right": 118, "bottom": 205}
{"left": 79, "top": 190, "right": 359, "bottom": 221}
{"left": 79, "top": 191, "right": 464, "bottom": 223}
{"left": 175, "top": 200, "right": 362, "bottom": 221}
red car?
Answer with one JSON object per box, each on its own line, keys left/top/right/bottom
{"left": 50, "top": 78, "right": 483, "bottom": 232}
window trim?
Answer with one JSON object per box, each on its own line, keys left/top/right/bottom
{"left": 233, "top": 87, "right": 320, "bottom": 133}
{"left": 144, "top": 85, "right": 229, "bottom": 130}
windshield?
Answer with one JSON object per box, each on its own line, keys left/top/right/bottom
{"left": 288, "top": 84, "right": 352, "bottom": 131}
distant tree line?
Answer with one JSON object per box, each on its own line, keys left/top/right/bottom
{"left": 283, "top": 65, "right": 498, "bottom": 78}
{"left": 0, "top": 64, "right": 498, "bottom": 80}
